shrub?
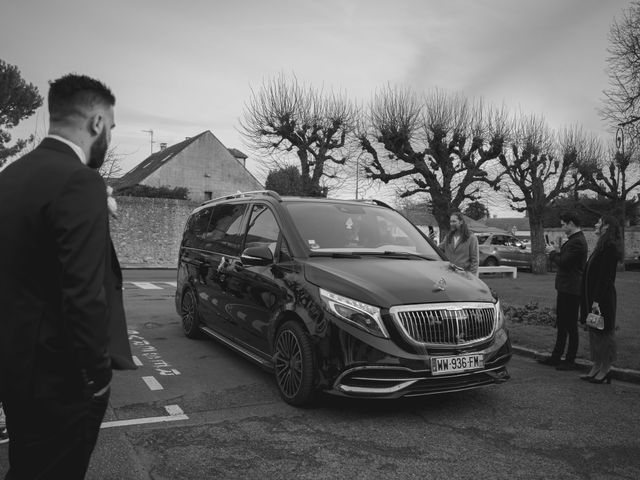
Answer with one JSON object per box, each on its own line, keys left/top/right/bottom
{"left": 117, "top": 185, "right": 189, "bottom": 200}
{"left": 503, "top": 301, "right": 555, "bottom": 327}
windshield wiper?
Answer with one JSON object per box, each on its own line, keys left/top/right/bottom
{"left": 359, "top": 251, "right": 436, "bottom": 260}
{"left": 308, "top": 252, "right": 362, "bottom": 258}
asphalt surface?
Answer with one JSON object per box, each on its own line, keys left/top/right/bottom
{"left": 1, "top": 269, "right": 639, "bottom": 479}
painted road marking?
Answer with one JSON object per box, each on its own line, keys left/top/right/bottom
{"left": 163, "top": 281, "right": 177, "bottom": 287}
{"left": 164, "top": 405, "right": 184, "bottom": 416}
{"left": 101, "top": 405, "right": 188, "bottom": 429}
{"left": 129, "top": 330, "right": 181, "bottom": 376}
{"left": 132, "top": 355, "right": 143, "bottom": 367}
{"left": 130, "top": 282, "right": 163, "bottom": 290}
{"left": 142, "top": 376, "right": 163, "bottom": 391}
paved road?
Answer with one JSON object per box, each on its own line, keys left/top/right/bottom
{"left": 2, "top": 269, "right": 640, "bottom": 479}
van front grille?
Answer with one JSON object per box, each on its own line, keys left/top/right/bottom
{"left": 390, "top": 303, "right": 496, "bottom": 347}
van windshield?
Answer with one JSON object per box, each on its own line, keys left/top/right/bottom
{"left": 284, "top": 201, "right": 440, "bottom": 258}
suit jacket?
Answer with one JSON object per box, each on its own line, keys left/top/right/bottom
{"left": 0, "top": 138, "right": 129, "bottom": 401}
{"left": 106, "top": 238, "right": 136, "bottom": 370}
{"left": 580, "top": 242, "right": 618, "bottom": 332}
{"left": 549, "top": 231, "right": 587, "bottom": 296}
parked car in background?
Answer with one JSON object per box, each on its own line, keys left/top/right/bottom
{"left": 476, "top": 232, "right": 532, "bottom": 268}
{"left": 176, "top": 191, "right": 512, "bottom": 406}
{"left": 476, "top": 232, "right": 554, "bottom": 269}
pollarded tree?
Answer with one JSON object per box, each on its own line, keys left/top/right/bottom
{"left": 498, "top": 119, "right": 600, "bottom": 273}
{"left": 240, "top": 74, "right": 357, "bottom": 197}
{"left": 575, "top": 140, "right": 640, "bottom": 253}
{"left": 0, "top": 59, "right": 43, "bottom": 167}
{"left": 357, "top": 86, "right": 508, "bottom": 235}
{"left": 601, "top": 1, "right": 640, "bottom": 132}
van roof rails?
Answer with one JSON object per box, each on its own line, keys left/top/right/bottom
{"left": 353, "top": 199, "right": 394, "bottom": 209}
{"left": 201, "top": 190, "right": 282, "bottom": 206}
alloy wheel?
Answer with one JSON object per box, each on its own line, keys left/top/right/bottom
{"left": 275, "top": 330, "right": 303, "bottom": 398}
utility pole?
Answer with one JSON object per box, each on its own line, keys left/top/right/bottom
{"left": 142, "top": 129, "right": 154, "bottom": 155}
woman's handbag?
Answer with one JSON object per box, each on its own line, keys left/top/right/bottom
{"left": 586, "top": 312, "right": 605, "bottom": 330}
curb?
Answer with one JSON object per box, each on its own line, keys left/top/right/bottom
{"left": 512, "top": 344, "right": 640, "bottom": 385}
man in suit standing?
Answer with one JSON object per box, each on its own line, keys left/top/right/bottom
{"left": 538, "top": 212, "right": 588, "bottom": 371}
{"left": 0, "top": 74, "right": 133, "bottom": 479}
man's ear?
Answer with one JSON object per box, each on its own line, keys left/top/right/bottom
{"left": 89, "top": 112, "right": 104, "bottom": 136}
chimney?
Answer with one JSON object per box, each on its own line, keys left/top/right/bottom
{"left": 160, "top": 142, "right": 167, "bottom": 151}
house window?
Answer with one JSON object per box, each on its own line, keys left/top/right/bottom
{"left": 204, "top": 191, "right": 212, "bottom": 200}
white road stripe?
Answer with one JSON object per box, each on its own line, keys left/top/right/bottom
{"left": 163, "top": 281, "right": 177, "bottom": 287}
{"left": 130, "top": 282, "right": 163, "bottom": 290}
{"left": 164, "top": 405, "right": 184, "bottom": 416}
{"left": 101, "top": 413, "right": 188, "bottom": 429}
{"left": 132, "top": 356, "right": 143, "bottom": 367}
{"left": 142, "top": 376, "right": 163, "bottom": 391}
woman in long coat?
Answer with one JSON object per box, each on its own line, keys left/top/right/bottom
{"left": 580, "top": 215, "right": 623, "bottom": 384}
{"left": 442, "top": 212, "right": 479, "bottom": 275}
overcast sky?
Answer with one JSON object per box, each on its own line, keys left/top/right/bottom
{"left": 1, "top": 0, "right": 633, "bottom": 213}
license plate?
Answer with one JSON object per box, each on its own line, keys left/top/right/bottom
{"left": 431, "top": 354, "right": 484, "bottom": 375}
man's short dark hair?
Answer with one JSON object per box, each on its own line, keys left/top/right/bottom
{"left": 559, "top": 211, "right": 581, "bottom": 227}
{"left": 48, "top": 74, "right": 115, "bottom": 122}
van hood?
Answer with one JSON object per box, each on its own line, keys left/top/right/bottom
{"left": 303, "top": 257, "right": 495, "bottom": 308}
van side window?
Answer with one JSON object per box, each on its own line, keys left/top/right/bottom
{"left": 205, "top": 203, "right": 247, "bottom": 256}
{"left": 245, "top": 204, "right": 280, "bottom": 256}
{"left": 183, "top": 208, "right": 213, "bottom": 249}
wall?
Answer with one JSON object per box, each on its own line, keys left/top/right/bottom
{"left": 110, "top": 196, "right": 198, "bottom": 268}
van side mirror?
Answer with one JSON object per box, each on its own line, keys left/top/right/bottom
{"left": 241, "top": 245, "right": 274, "bottom": 266}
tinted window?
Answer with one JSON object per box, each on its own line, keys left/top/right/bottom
{"left": 245, "top": 204, "right": 280, "bottom": 255}
{"left": 476, "top": 235, "right": 489, "bottom": 244}
{"left": 203, "top": 203, "right": 247, "bottom": 255}
{"left": 183, "top": 208, "right": 213, "bottom": 248}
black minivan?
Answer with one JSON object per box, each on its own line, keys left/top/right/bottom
{"left": 176, "top": 191, "right": 511, "bottom": 406}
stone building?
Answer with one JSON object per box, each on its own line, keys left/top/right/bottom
{"left": 114, "top": 130, "right": 262, "bottom": 202}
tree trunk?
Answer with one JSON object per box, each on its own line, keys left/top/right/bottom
{"left": 528, "top": 214, "right": 548, "bottom": 274}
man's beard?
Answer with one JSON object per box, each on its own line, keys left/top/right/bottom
{"left": 88, "top": 128, "right": 108, "bottom": 170}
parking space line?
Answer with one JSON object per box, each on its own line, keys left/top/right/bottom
{"left": 101, "top": 404, "right": 188, "bottom": 429}
{"left": 132, "top": 355, "right": 143, "bottom": 367}
{"left": 142, "top": 376, "right": 163, "bottom": 391}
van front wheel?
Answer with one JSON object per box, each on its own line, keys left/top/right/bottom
{"left": 274, "top": 321, "right": 316, "bottom": 406}
{"left": 181, "top": 289, "right": 201, "bottom": 339}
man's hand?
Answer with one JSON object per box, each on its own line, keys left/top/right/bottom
{"left": 106, "top": 186, "right": 117, "bottom": 218}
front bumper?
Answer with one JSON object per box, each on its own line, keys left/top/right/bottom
{"left": 326, "top": 332, "right": 512, "bottom": 399}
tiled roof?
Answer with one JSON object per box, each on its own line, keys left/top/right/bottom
{"left": 113, "top": 131, "right": 208, "bottom": 190}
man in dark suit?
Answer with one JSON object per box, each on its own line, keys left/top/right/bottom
{"left": 0, "top": 74, "right": 134, "bottom": 479}
{"left": 538, "top": 211, "right": 588, "bottom": 371}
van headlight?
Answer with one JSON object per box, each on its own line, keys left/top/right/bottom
{"left": 495, "top": 301, "right": 505, "bottom": 330}
{"left": 319, "top": 288, "right": 388, "bottom": 338}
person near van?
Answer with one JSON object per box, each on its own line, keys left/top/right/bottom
{"left": 538, "top": 212, "right": 588, "bottom": 370}
{"left": 442, "top": 212, "right": 478, "bottom": 275}
{"left": 580, "top": 215, "right": 623, "bottom": 384}
{"left": 0, "top": 74, "right": 133, "bottom": 478}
